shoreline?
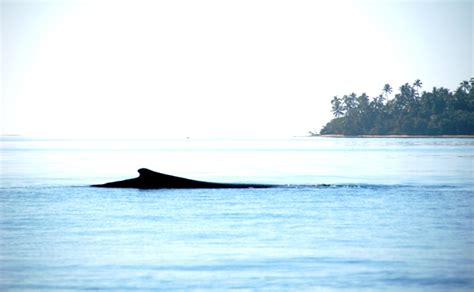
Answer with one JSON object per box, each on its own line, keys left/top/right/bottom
{"left": 311, "top": 134, "right": 474, "bottom": 138}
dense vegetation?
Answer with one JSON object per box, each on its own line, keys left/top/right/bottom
{"left": 318, "top": 79, "right": 474, "bottom": 135}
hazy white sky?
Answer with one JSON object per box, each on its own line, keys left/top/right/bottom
{"left": 1, "top": 0, "right": 472, "bottom": 138}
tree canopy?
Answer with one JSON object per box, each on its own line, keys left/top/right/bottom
{"left": 319, "top": 79, "right": 474, "bottom": 135}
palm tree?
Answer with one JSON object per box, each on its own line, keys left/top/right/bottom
{"left": 460, "top": 80, "right": 470, "bottom": 92}
{"left": 398, "top": 83, "right": 415, "bottom": 110}
{"left": 372, "top": 94, "right": 385, "bottom": 110}
{"left": 413, "top": 79, "right": 423, "bottom": 97}
{"left": 357, "top": 93, "right": 370, "bottom": 111}
{"left": 383, "top": 84, "right": 393, "bottom": 99}
{"left": 400, "top": 83, "right": 416, "bottom": 98}
{"left": 342, "top": 94, "right": 356, "bottom": 112}
{"left": 330, "top": 96, "right": 344, "bottom": 117}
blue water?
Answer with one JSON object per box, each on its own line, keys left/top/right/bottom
{"left": 1, "top": 137, "right": 473, "bottom": 290}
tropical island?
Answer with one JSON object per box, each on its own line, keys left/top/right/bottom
{"left": 313, "top": 79, "right": 474, "bottom": 136}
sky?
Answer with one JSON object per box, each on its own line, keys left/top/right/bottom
{"left": 1, "top": 0, "right": 472, "bottom": 138}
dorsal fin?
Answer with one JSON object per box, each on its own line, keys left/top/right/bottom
{"left": 138, "top": 168, "right": 159, "bottom": 177}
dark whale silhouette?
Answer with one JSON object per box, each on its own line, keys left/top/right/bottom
{"left": 92, "top": 168, "right": 274, "bottom": 189}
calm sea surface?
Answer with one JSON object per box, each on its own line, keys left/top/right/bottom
{"left": 1, "top": 137, "right": 473, "bottom": 290}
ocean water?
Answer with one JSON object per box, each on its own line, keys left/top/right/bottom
{"left": 0, "top": 137, "right": 473, "bottom": 290}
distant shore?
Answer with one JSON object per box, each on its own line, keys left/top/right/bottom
{"left": 311, "top": 134, "right": 474, "bottom": 138}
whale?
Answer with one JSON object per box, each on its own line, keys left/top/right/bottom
{"left": 92, "top": 168, "right": 274, "bottom": 189}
